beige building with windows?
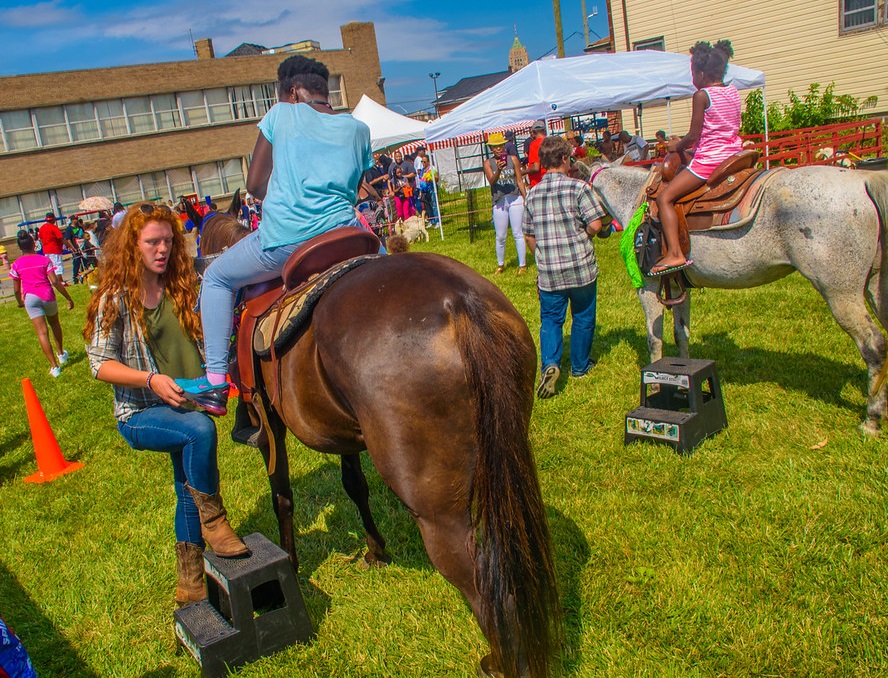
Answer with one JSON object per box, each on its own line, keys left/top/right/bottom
{"left": 0, "top": 22, "right": 384, "bottom": 238}
{"left": 605, "top": 0, "right": 887, "bottom": 137}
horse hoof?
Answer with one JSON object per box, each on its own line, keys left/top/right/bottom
{"left": 359, "top": 551, "right": 392, "bottom": 569}
{"left": 859, "top": 419, "right": 881, "bottom": 436}
{"left": 477, "top": 655, "right": 504, "bottom": 678}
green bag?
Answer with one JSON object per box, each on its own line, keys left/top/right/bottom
{"left": 619, "top": 204, "right": 648, "bottom": 289}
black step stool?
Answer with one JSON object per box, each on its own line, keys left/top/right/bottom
{"left": 625, "top": 357, "right": 727, "bottom": 453}
{"left": 174, "top": 532, "right": 314, "bottom": 677}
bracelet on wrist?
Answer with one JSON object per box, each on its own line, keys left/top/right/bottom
{"left": 146, "top": 372, "right": 158, "bottom": 391}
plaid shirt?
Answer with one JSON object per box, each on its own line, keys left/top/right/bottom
{"left": 87, "top": 292, "right": 163, "bottom": 422}
{"left": 523, "top": 172, "right": 605, "bottom": 291}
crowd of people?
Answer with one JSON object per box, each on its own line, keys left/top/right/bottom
{"left": 8, "top": 39, "right": 744, "bottom": 610}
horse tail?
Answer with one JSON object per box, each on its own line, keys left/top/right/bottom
{"left": 864, "top": 172, "right": 888, "bottom": 321}
{"left": 452, "top": 292, "right": 561, "bottom": 678}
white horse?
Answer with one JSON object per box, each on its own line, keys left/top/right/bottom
{"left": 589, "top": 162, "right": 888, "bottom": 434}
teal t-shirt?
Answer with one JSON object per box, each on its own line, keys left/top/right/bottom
{"left": 257, "top": 102, "right": 373, "bottom": 249}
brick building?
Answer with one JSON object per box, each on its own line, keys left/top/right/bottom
{"left": 0, "top": 21, "right": 384, "bottom": 239}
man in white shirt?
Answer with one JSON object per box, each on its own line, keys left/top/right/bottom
{"left": 618, "top": 130, "right": 649, "bottom": 161}
{"left": 111, "top": 202, "right": 126, "bottom": 228}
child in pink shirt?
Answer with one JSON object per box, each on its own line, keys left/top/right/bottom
{"left": 10, "top": 230, "right": 74, "bottom": 377}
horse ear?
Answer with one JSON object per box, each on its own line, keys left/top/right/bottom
{"left": 228, "top": 188, "right": 243, "bottom": 218}
{"left": 184, "top": 199, "right": 203, "bottom": 228}
{"left": 612, "top": 154, "right": 628, "bottom": 166}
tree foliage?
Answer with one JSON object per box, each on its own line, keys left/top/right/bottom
{"left": 740, "top": 83, "right": 878, "bottom": 135}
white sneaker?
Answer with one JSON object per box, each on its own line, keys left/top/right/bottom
{"left": 57, "top": 350, "right": 69, "bottom": 366}
{"left": 49, "top": 366, "right": 61, "bottom": 378}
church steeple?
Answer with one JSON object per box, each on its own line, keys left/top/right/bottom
{"left": 509, "top": 27, "right": 529, "bottom": 72}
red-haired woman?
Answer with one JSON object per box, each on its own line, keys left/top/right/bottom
{"left": 84, "top": 203, "right": 248, "bottom": 607}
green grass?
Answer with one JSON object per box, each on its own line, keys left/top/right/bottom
{"left": 1, "top": 220, "right": 887, "bottom": 677}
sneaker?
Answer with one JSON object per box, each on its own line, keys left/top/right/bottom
{"left": 49, "top": 366, "right": 61, "bottom": 378}
{"left": 175, "top": 376, "right": 230, "bottom": 417}
{"left": 571, "top": 360, "right": 597, "bottom": 378}
{"left": 536, "top": 365, "right": 560, "bottom": 399}
{"left": 57, "top": 350, "right": 69, "bottom": 366}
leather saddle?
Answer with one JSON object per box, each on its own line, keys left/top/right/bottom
{"left": 230, "top": 227, "right": 381, "bottom": 403}
{"left": 648, "top": 149, "right": 765, "bottom": 239}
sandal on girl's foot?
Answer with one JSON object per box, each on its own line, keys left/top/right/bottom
{"left": 494, "top": 265, "right": 505, "bottom": 275}
{"left": 647, "top": 259, "right": 693, "bottom": 277}
{"left": 517, "top": 266, "right": 527, "bottom": 275}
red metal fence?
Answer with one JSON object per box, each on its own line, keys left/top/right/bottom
{"left": 741, "top": 117, "right": 883, "bottom": 167}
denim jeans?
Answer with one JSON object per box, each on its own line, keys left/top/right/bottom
{"left": 538, "top": 280, "right": 598, "bottom": 376}
{"left": 118, "top": 405, "right": 218, "bottom": 546}
{"left": 200, "top": 222, "right": 358, "bottom": 375}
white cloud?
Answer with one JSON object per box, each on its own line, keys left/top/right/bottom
{"left": 0, "top": 0, "right": 82, "bottom": 27}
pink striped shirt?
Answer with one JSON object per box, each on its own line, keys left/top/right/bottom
{"left": 689, "top": 85, "right": 742, "bottom": 180}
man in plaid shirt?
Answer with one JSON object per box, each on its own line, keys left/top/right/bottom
{"left": 523, "top": 135, "right": 606, "bottom": 398}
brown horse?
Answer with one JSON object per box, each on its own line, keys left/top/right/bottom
{"left": 199, "top": 209, "right": 561, "bottom": 677}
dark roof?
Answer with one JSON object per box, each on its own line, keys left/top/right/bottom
{"left": 436, "top": 71, "right": 511, "bottom": 107}
{"left": 225, "top": 43, "right": 267, "bottom": 57}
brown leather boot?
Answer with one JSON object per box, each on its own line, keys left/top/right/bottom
{"left": 175, "top": 542, "right": 207, "bottom": 606}
{"left": 185, "top": 484, "right": 250, "bottom": 557}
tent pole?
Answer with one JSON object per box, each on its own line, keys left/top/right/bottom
{"left": 762, "top": 86, "right": 770, "bottom": 170}
{"left": 429, "top": 152, "right": 444, "bottom": 239}
{"left": 666, "top": 99, "right": 672, "bottom": 136}
{"left": 637, "top": 103, "right": 644, "bottom": 138}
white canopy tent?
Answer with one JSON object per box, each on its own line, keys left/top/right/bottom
{"left": 425, "top": 50, "right": 767, "bottom": 143}
{"left": 351, "top": 95, "right": 430, "bottom": 152}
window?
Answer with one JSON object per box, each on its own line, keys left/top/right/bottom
{"left": 20, "top": 191, "right": 53, "bottom": 223}
{"left": 221, "top": 158, "right": 246, "bottom": 193}
{"left": 152, "top": 94, "right": 181, "bottom": 130}
{"left": 35, "top": 107, "right": 70, "bottom": 147}
{"left": 167, "top": 166, "right": 195, "bottom": 199}
{"left": 195, "top": 162, "right": 223, "bottom": 198}
{"left": 180, "top": 91, "right": 209, "bottom": 127}
{"left": 1, "top": 110, "right": 38, "bottom": 151}
{"left": 96, "top": 100, "right": 128, "bottom": 138}
{"left": 633, "top": 36, "right": 665, "bottom": 51}
{"left": 231, "top": 86, "right": 258, "bottom": 120}
{"left": 328, "top": 75, "right": 346, "bottom": 109}
{"left": 55, "top": 185, "right": 84, "bottom": 217}
{"left": 0, "top": 196, "right": 23, "bottom": 238}
{"left": 842, "top": 0, "right": 877, "bottom": 29}
{"left": 140, "top": 171, "right": 169, "bottom": 201}
{"left": 256, "top": 83, "right": 276, "bottom": 115}
{"left": 66, "top": 104, "right": 100, "bottom": 142}
{"left": 206, "top": 88, "right": 233, "bottom": 123}
{"left": 113, "top": 175, "right": 144, "bottom": 204}
{"left": 125, "top": 97, "right": 155, "bottom": 134}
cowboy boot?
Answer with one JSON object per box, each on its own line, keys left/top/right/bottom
{"left": 185, "top": 484, "right": 250, "bottom": 557}
{"left": 175, "top": 542, "right": 207, "bottom": 606}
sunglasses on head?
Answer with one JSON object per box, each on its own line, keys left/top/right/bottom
{"left": 139, "top": 203, "right": 172, "bottom": 216}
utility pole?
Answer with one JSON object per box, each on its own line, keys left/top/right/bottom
{"left": 581, "top": 0, "right": 589, "bottom": 47}
{"left": 553, "top": 0, "right": 565, "bottom": 58}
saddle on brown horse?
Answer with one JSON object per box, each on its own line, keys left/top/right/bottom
{"left": 229, "top": 227, "right": 381, "bottom": 444}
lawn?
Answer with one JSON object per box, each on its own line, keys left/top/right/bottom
{"left": 1, "top": 218, "right": 886, "bottom": 677}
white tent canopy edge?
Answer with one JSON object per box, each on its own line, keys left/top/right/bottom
{"left": 425, "top": 50, "right": 766, "bottom": 144}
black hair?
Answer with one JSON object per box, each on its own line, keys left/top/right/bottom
{"left": 690, "top": 40, "right": 734, "bottom": 83}
{"left": 17, "top": 229, "right": 35, "bottom": 252}
{"left": 539, "top": 136, "right": 571, "bottom": 169}
{"left": 656, "top": 130, "right": 666, "bottom": 139}
{"left": 277, "top": 55, "right": 330, "bottom": 98}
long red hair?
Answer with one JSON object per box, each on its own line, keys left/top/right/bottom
{"left": 83, "top": 203, "right": 201, "bottom": 341}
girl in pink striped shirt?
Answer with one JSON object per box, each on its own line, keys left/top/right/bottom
{"left": 651, "top": 40, "right": 741, "bottom": 275}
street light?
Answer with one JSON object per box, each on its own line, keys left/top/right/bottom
{"left": 429, "top": 72, "right": 441, "bottom": 117}
{"left": 583, "top": 4, "right": 599, "bottom": 46}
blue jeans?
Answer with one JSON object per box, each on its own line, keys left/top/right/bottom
{"left": 538, "top": 281, "right": 598, "bottom": 376}
{"left": 200, "top": 222, "right": 359, "bottom": 375}
{"left": 118, "top": 405, "right": 219, "bottom": 546}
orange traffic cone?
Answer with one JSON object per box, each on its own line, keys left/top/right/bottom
{"left": 22, "top": 378, "right": 84, "bottom": 484}
{"left": 226, "top": 374, "right": 239, "bottom": 399}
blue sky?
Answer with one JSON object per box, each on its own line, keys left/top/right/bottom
{"left": 0, "top": 0, "right": 611, "bottom": 114}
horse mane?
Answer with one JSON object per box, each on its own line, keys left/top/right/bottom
{"left": 200, "top": 212, "right": 252, "bottom": 256}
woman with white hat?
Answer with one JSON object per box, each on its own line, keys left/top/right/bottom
{"left": 483, "top": 132, "right": 527, "bottom": 275}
